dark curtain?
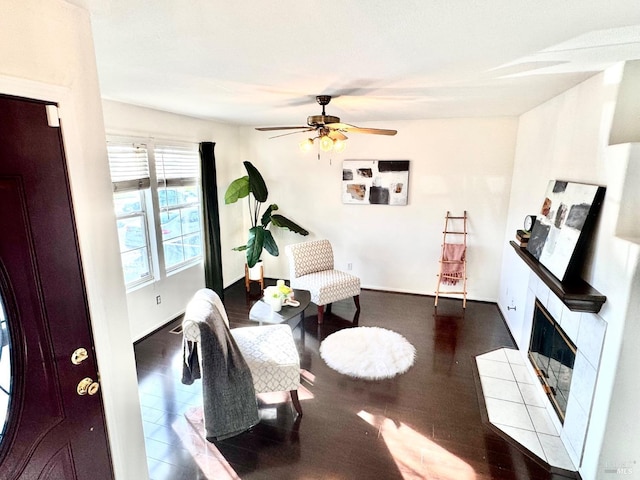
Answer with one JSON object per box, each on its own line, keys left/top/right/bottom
{"left": 199, "top": 142, "right": 224, "bottom": 300}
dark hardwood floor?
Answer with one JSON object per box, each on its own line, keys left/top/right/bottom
{"left": 134, "top": 281, "right": 567, "bottom": 479}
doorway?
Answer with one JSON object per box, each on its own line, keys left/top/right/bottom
{"left": 0, "top": 94, "right": 114, "bottom": 479}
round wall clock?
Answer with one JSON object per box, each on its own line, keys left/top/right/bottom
{"left": 524, "top": 215, "right": 537, "bottom": 232}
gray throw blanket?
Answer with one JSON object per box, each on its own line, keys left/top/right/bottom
{"left": 181, "top": 297, "right": 259, "bottom": 440}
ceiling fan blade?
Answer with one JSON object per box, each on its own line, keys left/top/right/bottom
{"left": 327, "top": 123, "right": 397, "bottom": 136}
{"left": 349, "top": 127, "right": 397, "bottom": 136}
{"left": 327, "top": 130, "right": 348, "bottom": 141}
{"left": 268, "top": 128, "right": 315, "bottom": 139}
{"left": 255, "top": 126, "right": 309, "bottom": 131}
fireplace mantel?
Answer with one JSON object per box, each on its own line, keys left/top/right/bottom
{"left": 509, "top": 241, "right": 606, "bottom": 313}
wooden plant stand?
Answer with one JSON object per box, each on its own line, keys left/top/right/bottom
{"left": 245, "top": 263, "right": 264, "bottom": 293}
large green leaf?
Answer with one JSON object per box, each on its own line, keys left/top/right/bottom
{"left": 261, "top": 204, "right": 279, "bottom": 227}
{"left": 226, "top": 161, "right": 308, "bottom": 265}
{"left": 262, "top": 229, "right": 279, "bottom": 257}
{"left": 246, "top": 226, "right": 265, "bottom": 268}
{"left": 244, "top": 161, "right": 268, "bottom": 203}
{"left": 224, "top": 176, "right": 249, "bottom": 204}
{"left": 270, "top": 214, "right": 309, "bottom": 236}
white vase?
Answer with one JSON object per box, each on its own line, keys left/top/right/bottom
{"left": 269, "top": 295, "right": 282, "bottom": 312}
{"left": 247, "top": 261, "right": 263, "bottom": 281}
{"left": 263, "top": 286, "right": 283, "bottom": 312}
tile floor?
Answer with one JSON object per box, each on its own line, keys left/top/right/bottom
{"left": 476, "top": 348, "right": 576, "bottom": 472}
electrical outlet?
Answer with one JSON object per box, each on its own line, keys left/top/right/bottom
{"left": 156, "top": 295, "right": 161, "bottom": 305}
{"left": 347, "top": 263, "right": 353, "bottom": 270}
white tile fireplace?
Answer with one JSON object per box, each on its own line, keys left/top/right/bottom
{"left": 490, "top": 246, "right": 608, "bottom": 472}
{"left": 525, "top": 272, "right": 606, "bottom": 466}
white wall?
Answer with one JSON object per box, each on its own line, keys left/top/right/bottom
{"left": 610, "top": 61, "right": 640, "bottom": 145}
{"left": 497, "top": 66, "right": 640, "bottom": 479}
{"left": 102, "top": 100, "right": 245, "bottom": 340}
{"left": 240, "top": 117, "right": 518, "bottom": 301}
{"left": 1, "top": 1, "right": 147, "bottom": 478}
{"left": 596, "top": 143, "right": 640, "bottom": 478}
{"left": 102, "top": 106, "right": 519, "bottom": 337}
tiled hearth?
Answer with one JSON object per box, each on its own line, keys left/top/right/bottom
{"left": 499, "top": 247, "right": 609, "bottom": 474}
{"left": 476, "top": 348, "right": 576, "bottom": 472}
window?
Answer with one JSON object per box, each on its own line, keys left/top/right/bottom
{"left": 107, "top": 140, "right": 202, "bottom": 289}
{"left": 154, "top": 145, "right": 202, "bottom": 271}
{"left": 0, "top": 293, "right": 11, "bottom": 446}
{"left": 108, "top": 143, "right": 153, "bottom": 287}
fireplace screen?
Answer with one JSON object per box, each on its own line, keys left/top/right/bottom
{"left": 528, "top": 300, "right": 576, "bottom": 422}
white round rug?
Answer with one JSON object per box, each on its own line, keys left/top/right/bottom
{"left": 319, "top": 327, "right": 416, "bottom": 380}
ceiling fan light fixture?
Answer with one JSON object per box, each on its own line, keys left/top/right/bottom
{"left": 257, "top": 95, "right": 396, "bottom": 156}
{"left": 299, "top": 138, "right": 314, "bottom": 152}
{"left": 333, "top": 138, "right": 347, "bottom": 153}
{"left": 319, "top": 135, "right": 334, "bottom": 152}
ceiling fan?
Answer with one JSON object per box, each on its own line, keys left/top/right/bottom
{"left": 255, "top": 95, "right": 397, "bottom": 152}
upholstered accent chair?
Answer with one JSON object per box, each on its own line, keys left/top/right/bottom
{"left": 285, "top": 239, "right": 361, "bottom": 324}
{"left": 182, "top": 289, "right": 302, "bottom": 419}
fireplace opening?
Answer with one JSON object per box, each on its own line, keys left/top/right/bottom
{"left": 528, "top": 299, "right": 576, "bottom": 423}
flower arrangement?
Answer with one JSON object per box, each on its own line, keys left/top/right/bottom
{"left": 264, "top": 281, "right": 292, "bottom": 301}
{"left": 263, "top": 280, "right": 297, "bottom": 311}
{"left": 277, "top": 281, "right": 293, "bottom": 299}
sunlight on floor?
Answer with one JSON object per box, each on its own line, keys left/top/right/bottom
{"left": 174, "top": 391, "right": 308, "bottom": 480}
{"left": 358, "top": 410, "right": 477, "bottom": 480}
{"left": 172, "top": 413, "right": 240, "bottom": 480}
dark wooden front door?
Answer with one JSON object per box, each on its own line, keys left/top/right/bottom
{"left": 0, "top": 95, "right": 114, "bottom": 479}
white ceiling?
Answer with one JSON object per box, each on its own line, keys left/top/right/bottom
{"left": 75, "top": 0, "right": 640, "bottom": 128}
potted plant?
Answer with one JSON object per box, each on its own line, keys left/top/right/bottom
{"left": 224, "top": 161, "right": 309, "bottom": 269}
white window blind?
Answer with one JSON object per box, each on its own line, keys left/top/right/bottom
{"left": 154, "top": 145, "right": 200, "bottom": 187}
{"left": 107, "top": 143, "right": 150, "bottom": 191}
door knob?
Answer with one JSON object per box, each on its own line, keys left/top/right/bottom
{"left": 77, "top": 377, "right": 100, "bottom": 396}
{"left": 71, "top": 347, "right": 89, "bottom": 365}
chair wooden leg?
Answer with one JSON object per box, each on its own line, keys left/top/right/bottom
{"left": 353, "top": 295, "right": 361, "bottom": 311}
{"left": 290, "top": 390, "right": 303, "bottom": 416}
{"left": 317, "top": 305, "right": 324, "bottom": 324}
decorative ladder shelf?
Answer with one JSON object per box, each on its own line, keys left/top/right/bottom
{"left": 435, "top": 211, "right": 468, "bottom": 308}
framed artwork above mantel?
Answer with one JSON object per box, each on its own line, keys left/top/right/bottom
{"left": 342, "top": 160, "right": 410, "bottom": 205}
{"left": 526, "top": 180, "right": 606, "bottom": 282}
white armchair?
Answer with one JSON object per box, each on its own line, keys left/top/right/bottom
{"left": 285, "top": 239, "right": 361, "bottom": 324}
{"left": 182, "top": 288, "right": 302, "bottom": 439}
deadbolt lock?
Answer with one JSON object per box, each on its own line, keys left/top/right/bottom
{"left": 77, "top": 377, "right": 100, "bottom": 396}
{"left": 71, "top": 347, "right": 89, "bottom": 365}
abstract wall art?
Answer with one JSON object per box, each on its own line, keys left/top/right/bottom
{"left": 526, "top": 180, "right": 606, "bottom": 282}
{"left": 342, "top": 160, "right": 409, "bottom": 205}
